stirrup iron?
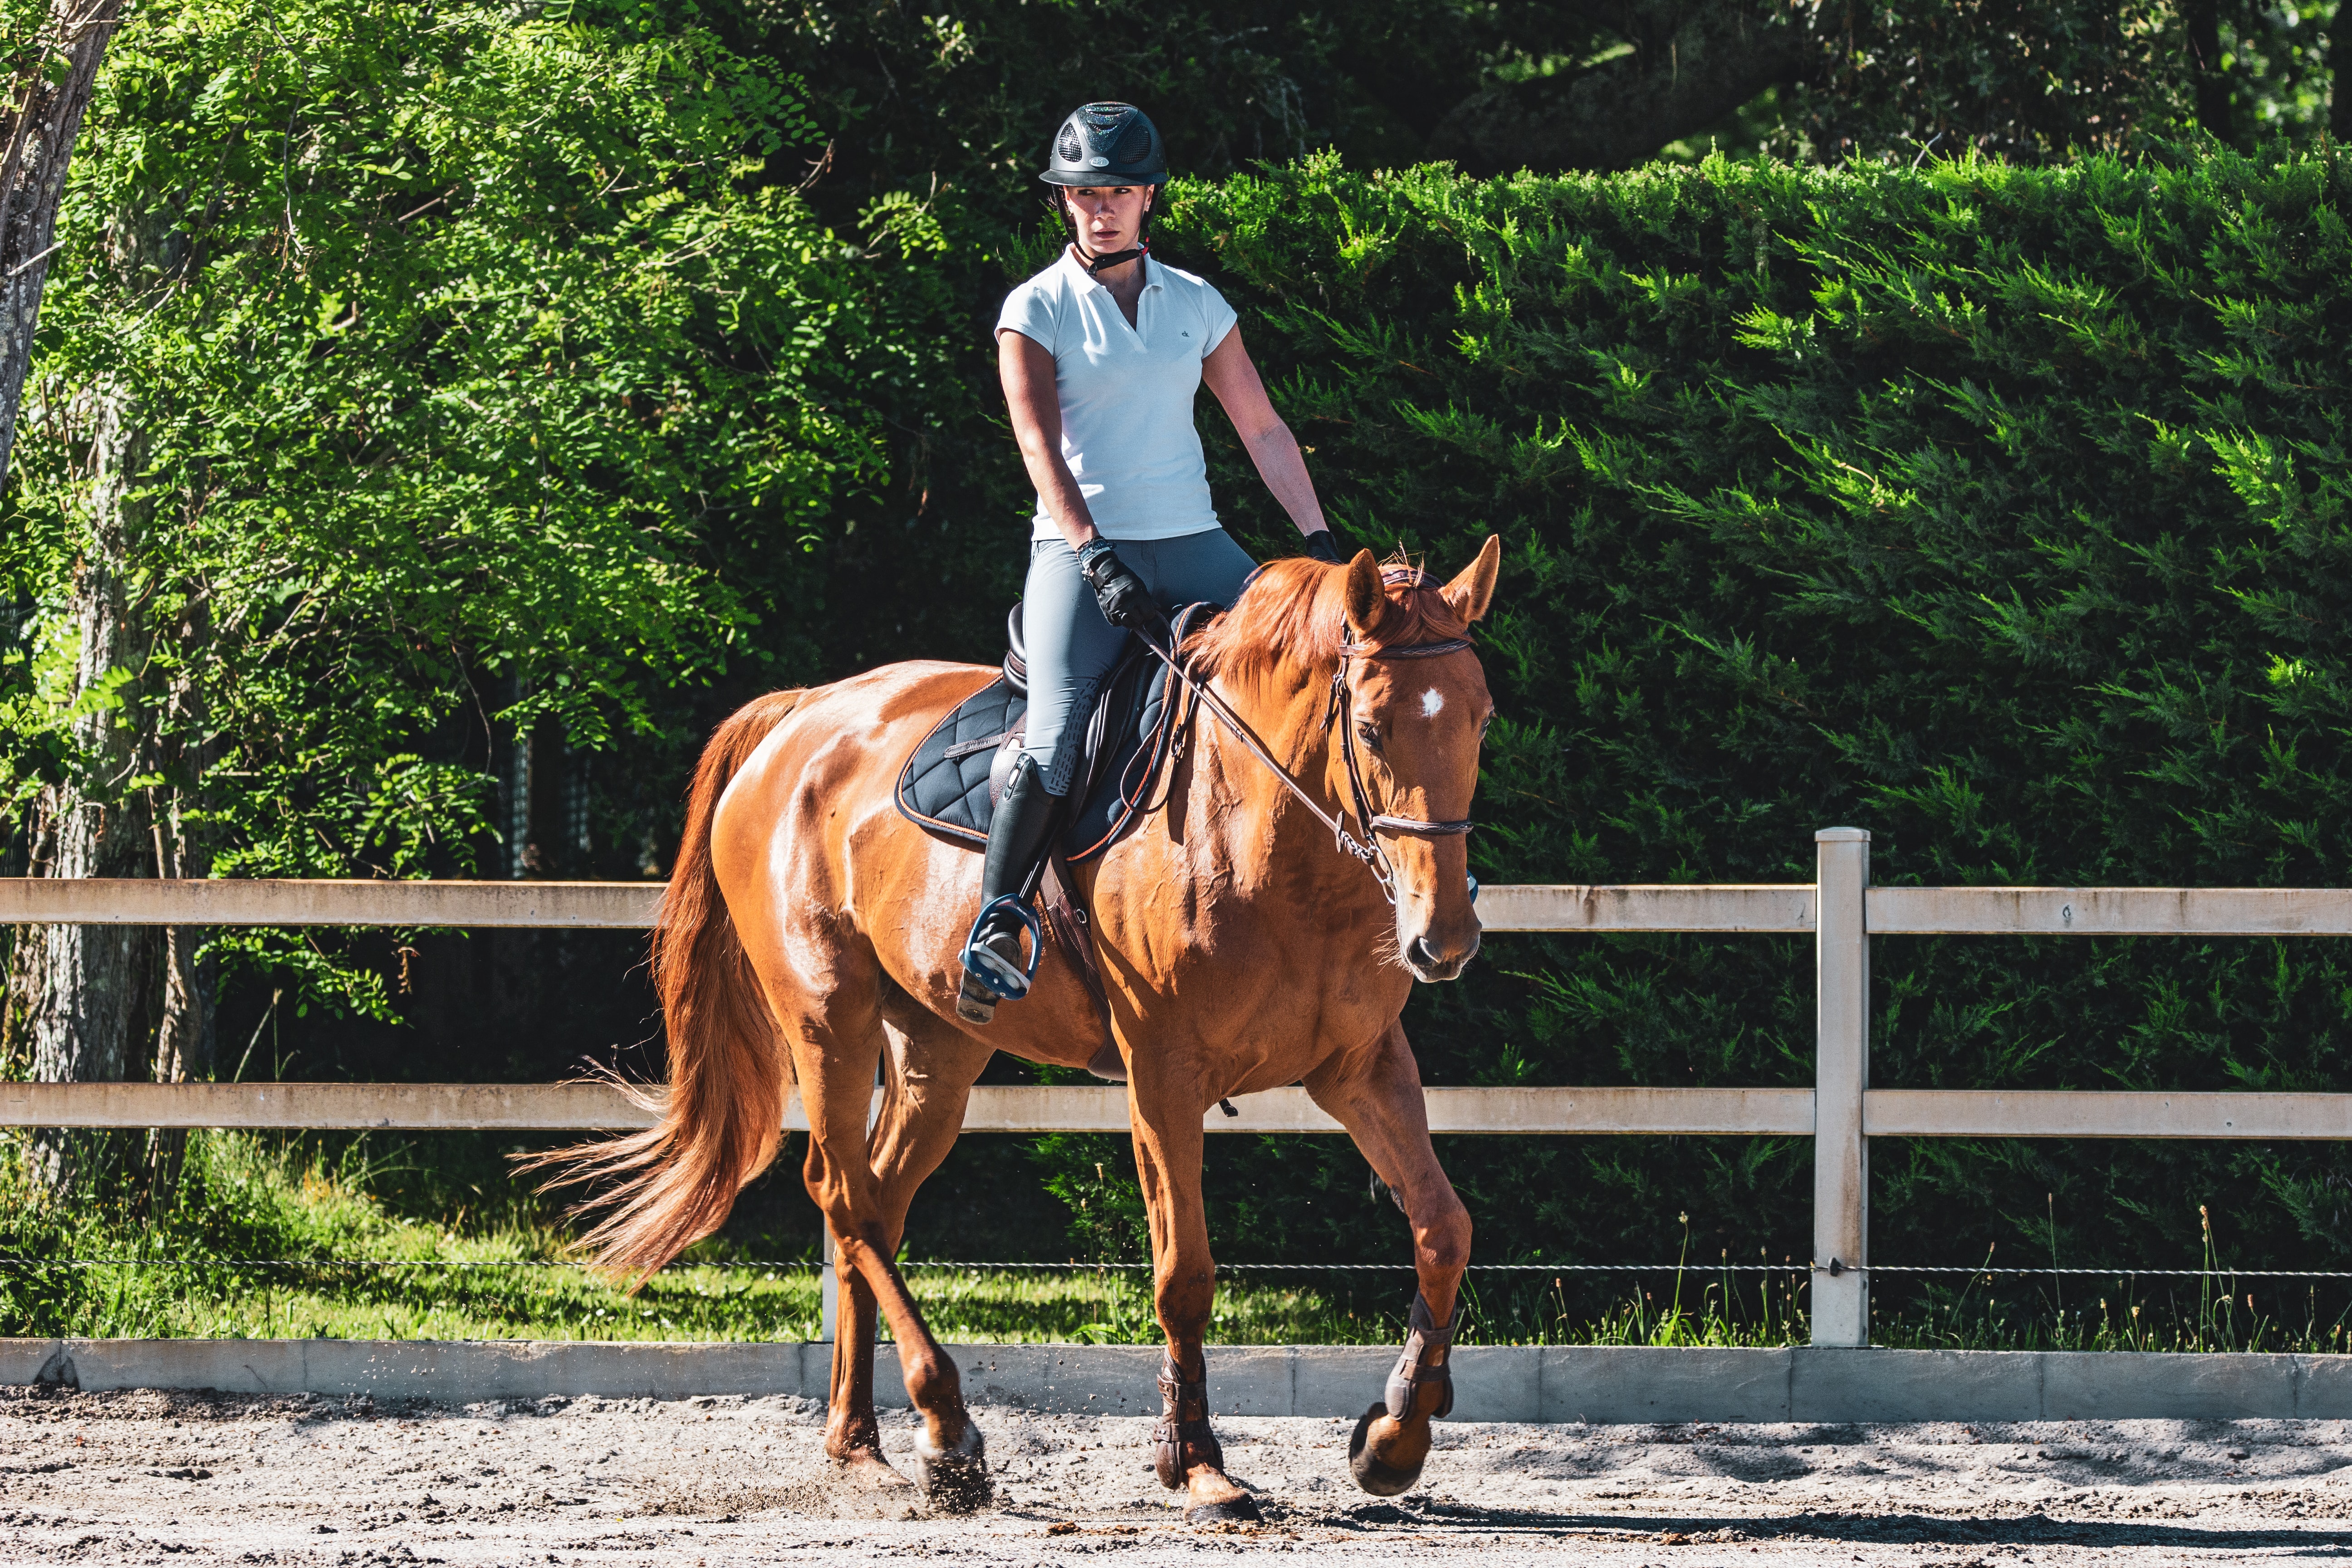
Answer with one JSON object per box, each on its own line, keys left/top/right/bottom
{"left": 960, "top": 894, "right": 1044, "bottom": 1001}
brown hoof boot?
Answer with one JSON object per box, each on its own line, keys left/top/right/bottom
{"left": 1348, "top": 1402, "right": 1429, "bottom": 1496}
{"left": 1151, "top": 1356, "right": 1223, "bottom": 1490}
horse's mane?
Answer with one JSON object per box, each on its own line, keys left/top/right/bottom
{"left": 1185, "top": 554, "right": 1469, "bottom": 687}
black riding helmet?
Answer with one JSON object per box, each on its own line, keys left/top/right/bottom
{"left": 1040, "top": 103, "right": 1166, "bottom": 276}
{"left": 1039, "top": 102, "right": 1168, "bottom": 187}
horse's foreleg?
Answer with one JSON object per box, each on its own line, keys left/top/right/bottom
{"left": 1304, "top": 1019, "right": 1472, "bottom": 1497}
{"left": 1128, "top": 1081, "right": 1258, "bottom": 1524}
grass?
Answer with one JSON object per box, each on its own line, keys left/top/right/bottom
{"left": 5, "top": 1131, "right": 2349, "bottom": 1351}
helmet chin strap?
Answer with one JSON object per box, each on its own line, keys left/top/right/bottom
{"left": 1076, "top": 237, "right": 1147, "bottom": 277}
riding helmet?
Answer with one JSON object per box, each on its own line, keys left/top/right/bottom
{"left": 1039, "top": 102, "right": 1167, "bottom": 186}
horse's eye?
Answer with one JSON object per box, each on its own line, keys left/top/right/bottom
{"left": 1356, "top": 721, "right": 1382, "bottom": 755}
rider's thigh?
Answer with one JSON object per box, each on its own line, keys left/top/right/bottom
{"left": 1136, "top": 527, "right": 1259, "bottom": 610}
{"left": 1019, "top": 537, "right": 1130, "bottom": 796}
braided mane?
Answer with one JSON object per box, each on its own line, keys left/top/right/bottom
{"left": 1185, "top": 555, "right": 1468, "bottom": 688}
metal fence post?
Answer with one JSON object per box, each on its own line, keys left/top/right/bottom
{"left": 1813, "top": 827, "right": 1871, "bottom": 1347}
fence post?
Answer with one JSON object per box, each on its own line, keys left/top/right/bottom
{"left": 1812, "top": 827, "right": 1871, "bottom": 1347}
{"left": 820, "top": 1226, "right": 838, "bottom": 1342}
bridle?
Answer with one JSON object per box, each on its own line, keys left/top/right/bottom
{"left": 1138, "top": 568, "right": 1477, "bottom": 907}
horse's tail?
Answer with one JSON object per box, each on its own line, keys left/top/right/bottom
{"left": 519, "top": 688, "right": 808, "bottom": 1284}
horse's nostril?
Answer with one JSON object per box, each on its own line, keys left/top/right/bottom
{"left": 1411, "top": 937, "right": 1444, "bottom": 970}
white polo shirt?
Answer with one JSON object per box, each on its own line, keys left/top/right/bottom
{"left": 996, "top": 247, "right": 1239, "bottom": 542}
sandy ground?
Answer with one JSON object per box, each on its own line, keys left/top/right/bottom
{"left": 4, "top": 1385, "right": 2351, "bottom": 1565}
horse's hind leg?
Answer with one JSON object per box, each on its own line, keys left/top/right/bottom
{"left": 1128, "top": 1068, "right": 1259, "bottom": 1524}
{"left": 1303, "top": 1019, "right": 1473, "bottom": 1497}
{"left": 799, "top": 985, "right": 993, "bottom": 1507}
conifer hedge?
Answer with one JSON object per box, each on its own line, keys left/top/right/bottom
{"left": 1119, "top": 146, "right": 2352, "bottom": 1307}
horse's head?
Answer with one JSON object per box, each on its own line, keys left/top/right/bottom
{"left": 1333, "top": 537, "right": 1499, "bottom": 982}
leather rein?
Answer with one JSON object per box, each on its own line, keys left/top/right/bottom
{"left": 1137, "top": 570, "right": 1476, "bottom": 907}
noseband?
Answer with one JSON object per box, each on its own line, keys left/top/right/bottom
{"left": 1141, "top": 567, "right": 1477, "bottom": 907}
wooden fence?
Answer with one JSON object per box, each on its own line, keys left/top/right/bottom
{"left": 10, "top": 827, "right": 2352, "bottom": 1348}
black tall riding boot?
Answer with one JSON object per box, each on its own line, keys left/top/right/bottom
{"left": 957, "top": 752, "right": 1060, "bottom": 1024}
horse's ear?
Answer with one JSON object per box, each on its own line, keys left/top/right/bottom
{"left": 1441, "top": 534, "right": 1501, "bottom": 626}
{"left": 1343, "top": 549, "right": 1383, "bottom": 639}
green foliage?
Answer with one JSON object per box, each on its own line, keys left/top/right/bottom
{"left": 0, "top": 1129, "right": 822, "bottom": 1339}
{"left": 1124, "top": 144, "right": 2352, "bottom": 1309}
{"left": 0, "top": 0, "right": 968, "bottom": 1006}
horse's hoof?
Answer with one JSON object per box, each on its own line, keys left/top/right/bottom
{"left": 913, "top": 1421, "right": 991, "bottom": 1513}
{"left": 831, "top": 1448, "right": 915, "bottom": 1489}
{"left": 1185, "top": 1495, "right": 1261, "bottom": 1525}
{"left": 1348, "top": 1402, "right": 1426, "bottom": 1497}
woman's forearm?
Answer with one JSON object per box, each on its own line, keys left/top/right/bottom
{"left": 1022, "top": 442, "right": 1101, "bottom": 551}
{"left": 1242, "top": 421, "right": 1328, "bottom": 537}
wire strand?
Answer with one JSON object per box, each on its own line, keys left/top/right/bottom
{"left": 7, "top": 1257, "right": 2348, "bottom": 1278}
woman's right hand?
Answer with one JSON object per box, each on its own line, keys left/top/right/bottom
{"left": 1077, "top": 540, "right": 1172, "bottom": 647}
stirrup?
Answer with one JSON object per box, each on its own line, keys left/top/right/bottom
{"left": 960, "top": 894, "right": 1044, "bottom": 1001}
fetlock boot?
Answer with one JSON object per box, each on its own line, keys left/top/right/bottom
{"left": 957, "top": 752, "right": 1060, "bottom": 1024}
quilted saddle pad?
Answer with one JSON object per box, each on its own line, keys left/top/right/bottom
{"left": 893, "top": 608, "right": 1202, "bottom": 862}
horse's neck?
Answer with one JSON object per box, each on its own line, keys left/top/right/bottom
{"left": 1188, "top": 666, "right": 1374, "bottom": 905}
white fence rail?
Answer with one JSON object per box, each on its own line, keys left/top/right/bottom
{"left": 8, "top": 827, "right": 2351, "bottom": 1349}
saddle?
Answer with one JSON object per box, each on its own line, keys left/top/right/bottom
{"left": 894, "top": 601, "right": 1213, "bottom": 861}
{"left": 894, "top": 603, "right": 1212, "bottom": 1079}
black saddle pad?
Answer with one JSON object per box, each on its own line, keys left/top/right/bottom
{"left": 894, "top": 606, "right": 1206, "bottom": 862}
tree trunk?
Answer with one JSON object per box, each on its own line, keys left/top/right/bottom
{"left": 2181, "top": 0, "right": 2234, "bottom": 145}
{"left": 144, "top": 597, "right": 216, "bottom": 1198}
{"left": 0, "top": 0, "right": 122, "bottom": 497}
{"left": 1428, "top": 0, "right": 1810, "bottom": 174}
{"left": 6, "top": 377, "right": 161, "bottom": 1198}
{"left": 2332, "top": 0, "right": 2349, "bottom": 142}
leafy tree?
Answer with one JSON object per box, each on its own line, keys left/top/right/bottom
{"left": 760, "top": 0, "right": 2344, "bottom": 202}
{"left": 0, "top": 0, "right": 956, "bottom": 1191}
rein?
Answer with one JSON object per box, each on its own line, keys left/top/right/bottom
{"left": 1137, "top": 570, "right": 1475, "bottom": 907}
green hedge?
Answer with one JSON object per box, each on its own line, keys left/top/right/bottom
{"left": 1114, "top": 146, "right": 2352, "bottom": 1306}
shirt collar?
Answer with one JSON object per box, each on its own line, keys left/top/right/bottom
{"left": 1061, "top": 244, "right": 1161, "bottom": 294}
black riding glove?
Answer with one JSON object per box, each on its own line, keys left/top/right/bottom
{"left": 1077, "top": 539, "right": 1172, "bottom": 647}
{"left": 1303, "top": 529, "right": 1344, "bottom": 565}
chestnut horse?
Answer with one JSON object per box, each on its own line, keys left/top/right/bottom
{"left": 538, "top": 539, "right": 1499, "bottom": 1520}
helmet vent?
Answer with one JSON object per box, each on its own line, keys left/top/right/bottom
{"left": 1056, "top": 125, "right": 1084, "bottom": 164}
{"left": 1115, "top": 122, "right": 1155, "bottom": 166}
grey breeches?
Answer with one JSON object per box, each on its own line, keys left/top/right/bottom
{"left": 1021, "top": 528, "right": 1258, "bottom": 796}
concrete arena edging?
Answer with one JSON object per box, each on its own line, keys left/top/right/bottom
{"left": 6, "top": 1339, "right": 2348, "bottom": 1423}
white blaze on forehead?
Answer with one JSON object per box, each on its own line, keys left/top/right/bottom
{"left": 1421, "top": 687, "right": 1445, "bottom": 719}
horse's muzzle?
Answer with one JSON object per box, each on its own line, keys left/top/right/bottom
{"left": 1404, "top": 928, "right": 1480, "bottom": 983}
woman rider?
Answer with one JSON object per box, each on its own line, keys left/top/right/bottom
{"left": 961, "top": 101, "right": 1343, "bottom": 1011}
